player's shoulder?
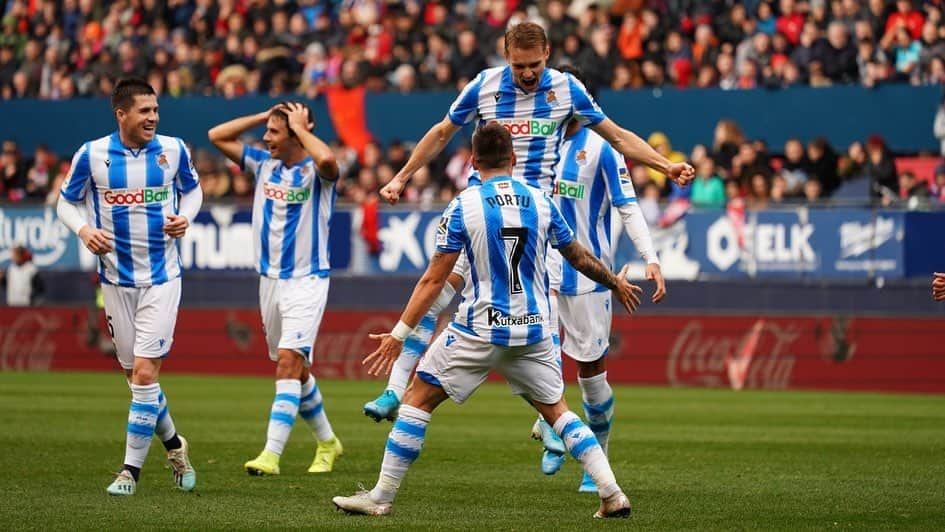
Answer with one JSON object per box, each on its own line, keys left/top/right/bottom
{"left": 155, "top": 134, "right": 187, "bottom": 151}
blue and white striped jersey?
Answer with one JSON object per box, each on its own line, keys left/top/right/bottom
{"left": 555, "top": 128, "right": 637, "bottom": 296}
{"left": 60, "top": 132, "right": 200, "bottom": 287}
{"left": 243, "top": 145, "right": 336, "bottom": 279}
{"left": 437, "top": 176, "right": 574, "bottom": 346}
{"left": 448, "top": 66, "right": 606, "bottom": 194}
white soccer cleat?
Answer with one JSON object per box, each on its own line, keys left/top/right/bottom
{"left": 167, "top": 435, "right": 196, "bottom": 491}
{"left": 106, "top": 469, "right": 136, "bottom": 496}
{"left": 332, "top": 490, "right": 392, "bottom": 516}
{"left": 594, "top": 490, "right": 631, "bottom": 519}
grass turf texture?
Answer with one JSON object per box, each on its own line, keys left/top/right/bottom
{"left": 2, "top": 372, "right": 944, "bottom": 530}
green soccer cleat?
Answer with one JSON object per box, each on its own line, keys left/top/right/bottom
{"left": 244, "top": 450, "right": 280, "bottom": 476}
{"left": 308, "top": 436, "right": 343, "bottom": 473}
{"left": 106, "top": 470, "right": 136, "bottom": 496}
{"left": 167, "top": 435, "right": 196, "bottom": 491}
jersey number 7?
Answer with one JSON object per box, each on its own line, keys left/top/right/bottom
{"left": 500, "top": 227, "right": 528, "bottom": 295}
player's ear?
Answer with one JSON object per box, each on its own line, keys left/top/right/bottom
{"left": 509, "top": 151, "right": 517, "bottom": 172}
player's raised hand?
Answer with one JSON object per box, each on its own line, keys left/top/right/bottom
{"left": 163, "top": 214, "right": 189, "bottom": 238}
{"left": 282, "top": 102, "right": 314, "bottom": 133}
{"left": 932, "top": 272, "right": 945, "bottom": 301}
{"left": 645, "top": 263, "right": 666, "bottom": 303}
{"left": 667, "top": 162, "right": 695, "bottom": 187}
{"left": 613, "top": 264, "right": 643, "bottom": 314}
{"left": 380, "top": 178, "right": 407, "bottom": 205}
{"left": 363, "top": 333, "right": 404, "bottom": 376}
{"left": 78, "top": 226, "right": 114, "bottom": 255}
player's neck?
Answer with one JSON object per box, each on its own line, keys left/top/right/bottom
{"left": 279, "top": 146, "right": 308, "bottom": 167}
{"left": 117, "top": 131, "right": 148, "bottom": 150}
{"left": 478, "top": 169, "right": 511, "bottom": 182}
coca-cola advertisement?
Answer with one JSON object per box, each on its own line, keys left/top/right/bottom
{"left": 2, "top": 308, "right": 944, "bottom": 394}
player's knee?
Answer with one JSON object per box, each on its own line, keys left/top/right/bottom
{"left": 131, "top": 360, "right": 160, "bottom": 385}
{"left": 275, "top": 349, "right": 303, "bottom": 378}
{"left": 577, "top": 358, "right": 607, "bottom": 378}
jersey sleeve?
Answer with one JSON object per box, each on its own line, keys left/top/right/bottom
{"left": 59, "top": 143, "right": 92, "bottom": 202}
{"left": 599, "top": 143, "right": 637, "bottom": 207}
{"left": 435, "top": 197, "right": 466, "bottom": 253}
{"left": 546, "top": 197, "right": 575, "bottom": 249}
{"left": 447, "top": 72, "right": 484, "bottom": 126}
{"left": 175, "top": 139, "right": 200, "bottom": 193}
{"left": 241, "top": 144, "right": 271, "bottom": 175}
{"left": 567, "top": 74, "right": 606, "bottom": 127}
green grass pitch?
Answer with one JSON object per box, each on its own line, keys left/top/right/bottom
{"left": 2, "top": 372, "right": 944, "bottom": 530}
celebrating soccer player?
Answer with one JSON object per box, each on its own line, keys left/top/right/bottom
{"left": 56, "top": 78, "right": 201, "bottom": 496}
{"left": 208, "top": 102, "right": 343, "bottom": 476}
{"left": 334, "top": 123, "right": 640, "bottom": 519}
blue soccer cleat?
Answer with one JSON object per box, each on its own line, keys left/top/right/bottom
{"left": 541, "top": 449, "right": 566, "bottom": 475}
{"left": 364, "top": 390, "right": 400, "bottom": 422}
{"left": 578, "top": 471, "right": 598, "bottom": 493}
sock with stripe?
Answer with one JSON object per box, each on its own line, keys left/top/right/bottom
{"left": 387, "top": 313, "right": 437, "bottom": 399}
{"left": 554, "top": 411, "right": 620, "bottom": 499}
{"left": 370, "top": 404, "right": 431, "bottom": 504}
{"left": 578, "top": 371, "right": 614, "bottom": 455}
{"left": 155, "top": 389, "right": 181, "bottom": 451}
{"left": 264, "top": 379, "right": 301, "bottom": 455}
{"left": 123, "top": 382, "right": 161, "bottom": 479}
{"left": 299, "top": 374, "right": 334, "bottom": 442}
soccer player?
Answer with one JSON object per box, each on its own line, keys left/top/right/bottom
{"left": 55, "top": 78, "right": 201, "bottom": 496}
{"left": 334, "top": 123, "right": 642, "bottom": 518}
{"left": 541, "top": 83, "right": 666, "bottom": 486}
{"left": 363, "top": 21, "right": 693, "bottom": 451}
{"left": 208, "top": 102, "right": 343, "bottom": 475}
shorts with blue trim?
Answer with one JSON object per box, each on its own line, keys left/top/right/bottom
{"left": 259, "top": 275, "right": 329, "bottom": 366}
{"left": 416, "top": 327, "right": 563, "bottom": 405}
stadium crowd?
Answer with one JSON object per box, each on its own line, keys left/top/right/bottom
{"left": 3, "top": 117, "right": 942, "bottom": 214}
{"left": 1, "top": 0, "right": 945, "bottom": 100}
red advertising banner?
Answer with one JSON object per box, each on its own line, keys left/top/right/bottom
{"left": 3, "top": 308, "right": 943, "bottom": 394}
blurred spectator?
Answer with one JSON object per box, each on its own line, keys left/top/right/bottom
{"left": 839, "top": 141, "right": 867, "bottom": 180}
{"left": 690, "top": 159, "right": 726, "bottom": 209}
{"left": 803, "top": 178, "right": 824, "bottom": 202}
{"left": 638, "top": 181, "right": 663, "bottom": 227}
{"left": 1, "top": 245, "right": 43, "bottom": 306}
{"left": 898, "top": 170, "right": 930, "bottom": 208}
{"left": 820, "top": 22, "right": 858, "bottom": 83}
{"left": 781, "top": 137, "right": 809, "bottom": 193}
{"left": 646, "top": 131, "right": 686, "bottom": 191}
{"left": 1, "top": 138, "right": 26, "bottom": 201}
{"left": 863, "top": 134, "right": 898, "bottom": 198}
{"left": 929, "top": 162, "right": 945, "bottom": 203}
{"left": 807, "top": 137, "right": 841, "bottom": 194}
{"left": 25, "top": 143, "right": 54, "bottom": 199}
{"left": 747, "top": 171, "right": 771, "bottom": 210}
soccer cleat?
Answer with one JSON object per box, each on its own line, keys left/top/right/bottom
{"left": 167, "top": 435, "right": 196, "bottom": 491}
{"left": 578, "top": 471, "right": 598, "bottom": 493}
{"left": 106, "top": 469, "right": 136, "bottom": 496}
{"left": 541, "top": 449, "right": 565, "bottom": 475}
{"left": 308, "top": 436, "right": 344, "bottom": 473}
{"left": 364, "top": 390, "right": 400, "bottom": 422}
{"left": 332, "top": 490, "right": 392, "bottom": 516}
{"left": 244, "top": 450, "right": 280, "bottom": 476}
{"left": 593, "top": 491, "right": 631, "bottom": 519}
{"left": 531, "top": 418, "right": 566, "bottom": 455}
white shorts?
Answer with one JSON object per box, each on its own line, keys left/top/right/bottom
{"left": 101, "top": 277, "right": 181, "bottom": 370}
{"left": 547, "top": 248, "right": 563, "bottom": 291}
{"left": 558, "top": 291, "right": 612, "bottom": 363}
{"left": 259, "top": 275, "right": 330, "bottom": 365}
{"left": 416, "top": 328, "right": 563, "bottom": 405}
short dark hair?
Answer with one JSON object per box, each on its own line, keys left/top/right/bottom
{"left": 269, "top": 101, "right": 315, "bottom": 139}
{"left": 473, "top": 122, "right": 513, "bottom": 170}
{"left": 111, "top": 78, "right": 155, "bottom": 111}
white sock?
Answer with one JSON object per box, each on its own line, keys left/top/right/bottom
{"left": 264, "top": 379, "right": 301, "bottom": 455}
{"left": 387, "top": 314, "right": 437, "bottom": 398}
{"left": 155, "top": 389, "right": 177, "bottom": 443}
{"left": 370, "top": 404, "right": 431, "bottom": 504}
{"left": 124, "top": 383, "right": 161, "bottom": 469}
{"left": 578, "top": 371, "right": 614, "bottom": 455}
{"left": 554, "top": 411, "right": 620, "bottom": 499}
{"left": 299, "top": 374, "right": 334, "bottom": 442}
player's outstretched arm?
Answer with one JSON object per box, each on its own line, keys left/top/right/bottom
{"left": 559, "top": 240, "right": 643, "bottom": 314}
{"left": 208, "top": 110, "right": 270, "bottom": 165}
{"left": 382, "top": 117, "right": 462, "bottom": 205}
{"left": 591, "top": 118, "right": 695, "bottom": 187}
{"left": 282, "top": 102, "right": 339, "bottom": 181}
{"left": 363, "top": 250, "right": 460, "bottom": 376}
{"left": 615, "top": 202, "right": 665, "bottom": 303}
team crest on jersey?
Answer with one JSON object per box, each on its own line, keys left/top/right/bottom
{"left": 546, "top": 90, "right": 557, "bottom": 105}
{"left": 575, "top": 150, "right": 587, "bottom": 166}
{"left": 157, "top": 153, "right": 169, "bottom": 169}
{"left": 435, "top": 214, "right": 449, "bottom": 247}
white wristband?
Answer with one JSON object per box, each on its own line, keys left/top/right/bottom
{"left": 390, "top": 320, "right": 413, "bottom": 342}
